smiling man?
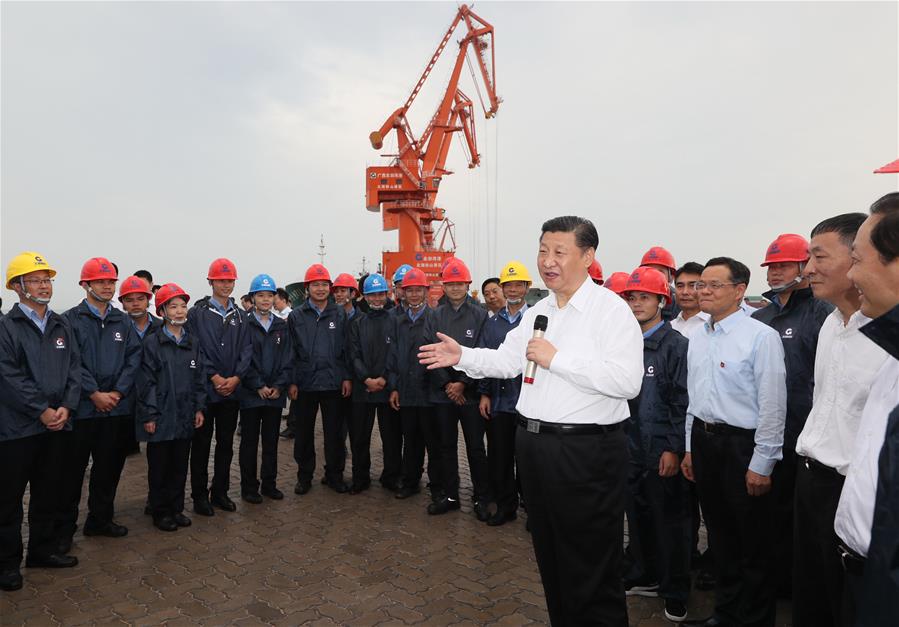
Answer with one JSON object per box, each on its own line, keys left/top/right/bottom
{"left": 419, "top": 216, "right": 643, "bottom": 626}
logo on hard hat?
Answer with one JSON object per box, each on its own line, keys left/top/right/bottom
{"left": 451, "top": 266, "right": 460, "bottom": 275}
{"left": 35, "top": 256, "right": 46, "bottom": 265}
{"left": 222, "top": 264, "right": 231, "bottom": 272}
{"left": 55, "top": 337, "right": 66, "bottom": 349}
{"left": 768, "top": 243, "right": 781, "bottom": 254}
{"left": 508, "top": 267, "right": 516, "bottom": 275}
{"left": 630, "top": 271, "right": 641, "bottom": 283}
{"left": 100, "top": 262, "right": 111, "bottom": 273}
{"left": 649, "top": 250, "right": 658, "bottom": 259}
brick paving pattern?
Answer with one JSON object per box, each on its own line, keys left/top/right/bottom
{"left": 1, "top": 417, "right": 793, "bottom": 625}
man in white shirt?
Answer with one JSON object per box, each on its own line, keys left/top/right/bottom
{"left": 790, "top": 212, "right": 887, "bottom": 627}
{"left": 419, "top": 216, "right": 643, "bottom": 627}
{"left": 671, "top": 262, "right": 709, "bottom": 340}
{"left": 834, "top": 193, "right": 899, "bottom": 626}
{"left": 273, "top": 288, "right": 292, "bottom": 320}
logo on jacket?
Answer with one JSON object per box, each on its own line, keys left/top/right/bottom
{"left": 329, "top": 321, "right": 336, "bottom": 329}
{"left": 275, "top": 335, "right": 281, "bottom": 345}
{"left": 645, "top": 365, "right": 655, "bottom": 377}
{"left": 782, "top": 328, "right": 793, "bottom": 338}
{"left": 55, "top": 337, "right": 66, "bottom": 349}
{"left": 465, "top": 329, "right": 473, "bottom": 338}
{"left": 386, "top": 336, "right": 391, "bottom": 344}
{"left": 189, "top": 360, "right": 197, "bottom": 369}
{"left": 114, "top": 331, "right": 123, "bottom": 342}
{"left": 229, "top": 318, "right": 237, "bottom": 326}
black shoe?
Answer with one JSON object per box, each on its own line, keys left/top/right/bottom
{"left": 487, "top": 509, "right": 517, "bottom": 527}
{"left": 349, "top": 482, "right": 370, "bottom": 495}
{"left": 153, "top": 516, "right": 178, "bottom": 532}
{"left": 0, "top": 568, "right": 23, "bottom": 591}
{"left": 320, "top": 476, "right": 329, "bottom": 485}
{"left": 624, "top": 579, "right": 659, "bottom": 597}
{"left": 395, "top": 485, "right": 420, "bottom": 499}
{"left": 279, "top": 427, "right": 294, "bottom": 439}
{"left": 429, "top": 489, "right": 446, "bottom": 503}
{"left": 193, "top": 498, "right": 215, "bottom": 517}
{"left": 242, "top": 492, "right": 263, "bottom": 504}
{"left": 57, "top": 537, "right": 73, "bottom": 555}
{"left": 474, "top": 502, "right": 490, "bottom": 522}
{"left": 83, "top": 521, "right": 128, "bottom": 538}
{"left": 172, "top": 513, "right": 192, "bottom": 528}
{"left": 261, "top": 487, "right": 284, "bottom": 500}
{"left": 143, "top": 504, "right": 152, "bottom": 516}
{"left": 25, "top": 554, "right": 78, "bottom": 569}
{"left": 685, "top": 617, "right": 731, "bottom": 627}
{"left": 695, "top": 568, "right": 716, "bottom": 591}
{"left": 427, "top": 497, "right": 461, "bottom": 515}
{"left": 294, "top": 480, "right": 311, "bottom": 495}
{"left": 210, "top": 494, "right": 237, "bottom": 512}
{"left": 328, "top": 481, "right": 349, "bottom": 494}
{"left": 665, "top": 599, "right": 688, "bottom": 622}
{"left": 380, "top": 479, "right": 400, "bottom": 491}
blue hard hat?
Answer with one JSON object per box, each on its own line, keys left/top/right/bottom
{"left": 393, "top": 264, "right": 413, "bottom": 284}
{"left": 248, "top": 273, "right": 277, "bottom": 294}
{"left": 363, "top": 273, "right": 389, "bottom": 295}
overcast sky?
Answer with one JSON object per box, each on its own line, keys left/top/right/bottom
{"left": 2, "top": 1, "right": 897, "bottom": 307}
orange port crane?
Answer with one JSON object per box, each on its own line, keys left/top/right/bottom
{"left": 365, "top": 4, "right": 500, "bottom": 285}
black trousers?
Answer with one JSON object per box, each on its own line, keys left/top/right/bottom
{"left": 624, "top": 464, "right": 692, "bottom": 602}
{"left": 399, "top": 406, "right": 442, "bottom": 493}
{"left": 191, "top": 399, "right": 239, "bottom": 500}
{"left": 238, "top": 406, "right": 281, "bottom": 493}
{"left": 792, "top": 458, "right": 846, "bottom": 627}
{"left": 517, "top": 424, "right": 629, "bottom": 627}
{"left": 487, "top": 411, "right": 519, "bottom": 515}
{"left": 693, "top": 425, "right": 776, "bottom": 627}
{"left": 379, "top": 406, "right": 403, "bottom": 487}
{"left": 772, "top": 448, "right": 798, "bottom": 597}
{"left": 294, "top": 390, "right": 344, "bottom": 484}
{"left": 0, "top": 431, "right": 67, "bottom": 568}
{"left": 349, "top": 402, "right": 402, "bottom": 487}
{"left": 435, "top": 403, "right": 489, "bottom": 502}
{"left": 146, "top": 438, "right": 190, "bottom": 518}
{"left": 419, "top": 407, "right": 445, "bottom": 496}
{"left": 57, "top": 415, "right": 133, "bottom": 540}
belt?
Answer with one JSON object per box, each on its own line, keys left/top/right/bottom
{"left": 837, "top": 542, "right": 866, "bottom": 575}
{"left": 800, "top": 455, "right": 843, "bottom": 479}
{"left": 517, "top": 416, "right": 622, "bottom": 435}
{"left": 694, "top": 417, "right": 755, "bottom": 437}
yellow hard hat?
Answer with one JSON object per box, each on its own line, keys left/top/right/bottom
{"left": 499, "top": 261, "right": 533, "bottom": 284}
{"left": 6, "top": 251, "right": 57, "bottom": 289}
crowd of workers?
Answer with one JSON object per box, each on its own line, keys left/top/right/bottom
{"left": 1, "top": 192, "right": 898, "bottom": 627}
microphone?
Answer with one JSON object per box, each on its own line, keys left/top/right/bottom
{"left": 523, "top": 315, "right": 548, "bottom": 385}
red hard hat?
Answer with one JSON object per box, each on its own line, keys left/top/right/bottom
{"left": 155, "top": 283, "right": 190, "bottom": 316}
{"left": 207, "top": 258, "right": 238, "bottom": 280}
{"left": 304, "top": 263, "right": 331, "bottom": 284}
{"left": 402, "top": 267, "right": 429, "bottom": 288}
{"left": 640, "top": 246, "right": 676, "bottom": 272}
{"left": 761, "top": 234, "right": 809, "bottom": 267}
{"left": 623, "top": 267, "right": 669, "bottom": 298}
{"left": 332, "top": 273, "right": 357, "bottom": 291}
{"left": 604, "top": 272, "right": 630, "bottom": 295}
{"left": 874, "top": 158, "right": 899, "bottom": 174}
{"left": 588, "top": 259, "right": 604, "bottom": 284}
{"left": 441, "top": 258, "right": 472, "bottom": 283}
{"left": 118, "top": 275, "right": 152, "bottom": 301}
{"left": 80, "top": 257, "right": 118, "bottom": 283}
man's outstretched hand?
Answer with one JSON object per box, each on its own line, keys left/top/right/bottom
{"left": 419, "top": 332, "right": 463, "bottom": 369}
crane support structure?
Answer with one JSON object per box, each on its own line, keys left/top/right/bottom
{"left": 365, "top": 4, "right": 500, "bottom": 285}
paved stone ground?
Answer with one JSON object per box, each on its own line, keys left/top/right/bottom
{"left": 1, "top": 418, "right": 793, "bottom": 625}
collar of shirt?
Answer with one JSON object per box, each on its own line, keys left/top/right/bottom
{"left": 547, "top": 276, "right": 591, "bottom": 312}
{"left": 498, "top": 303, "right": 528, "bottom": 324}
{"left": 209, "top": 297, "right": 234, "bottom": 316}
{"left": 253, "top": 311, "right": 273, "bottom": 332}
{"left": 346, "top": 306, "right": 356, "bottom": 320}
{"left": 132, "top": 315, "right": 152, "bottom": 338}
{"left": 407, "top": 305, "right": 426, "bottom": 322}
{"left": 307, "top": 299, "right": 325, "bottom": 316}
{"left": 162, "top": 325, "right": 186, "bottom": 344}
{"left": 860, "top": 303, "right": 899, "bottom": 360}
{"left": 84, "top": 299, "right": 108, "bottom": 320}
{"left": 16, "top": 302, "right": 52, "bottom": 333}
{"left": 642, "top": 320, "right": 665, "bottom": 338}
{"left": 705, "top": 308, "right": 743, "bottom": 334}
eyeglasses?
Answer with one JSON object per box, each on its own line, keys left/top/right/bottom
{"left": 22, "top": 278, "right": 54, "bottom": 287}
{"left": 694, "top": 281, "right": 740, "bottom": 291}
{"left": 675, "top": 281, "right": 700, "bottom": 290}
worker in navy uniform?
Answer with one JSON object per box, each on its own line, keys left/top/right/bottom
{"left": 239, "top": 274, "right": 292, "bottom": 503}
{"left": 0, "top": 252, "right": 81, "bottom": 592}
{"left": 641, "top": 246, "right": 681, "bottom": 322}
{"left": 751, "top": 233, "right": 833, "bottom": 597}
{"left": 388, "top": 267, "right": 443, "bottom": 501}
{"left": 833, "top": 193, "right": 899, "bottom": 626}
{"left": 620, "top": 267, "right": 691, "bottom": 623}
{"left": 187, "top": 257, "right": 253, "bottom": 516}
{"left": 421, "top": 217, "right": 644, "bottom": 626}
{"left": 424, "top": 258, "right": 490, "bottom": 519}
{"left": 287, "top": 263, "right": 353, "bottom": 495}
{"left": 58, "top": 257, "right": 142, "bottom": 551}
{"left": 391, "top": 265, "right": 412, "bottom": 316}
{"left": 119, "top": 275, "right": 161, "bottom": 341}
{"left": 138, "top": 284, "right": 206, "bottom": 532}
{"left": 332, "top": 273, "right": 360, "bottom": 482}
{"left": 680, "top": 257, "right": 787, "bottom": 627}
{"left": 347, "top": 273, "right": 400, "bottom": 493}
{"left": 477, "top": 261, "right": 531, "bottom": 526}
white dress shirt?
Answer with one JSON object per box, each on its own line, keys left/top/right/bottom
{"left": 834, "top": 356, "right": 899, "bottom": 556}
{"left": 670, "top": 310, "right": 709, "bottom": 340}
{"left": 685, "top": 310, "right": 787, "bottom": 475}
{"left": 455, "top": 277, "right": 644, "bottom": 424}
{"left": 795, "top": 309, "right": 890, "bottom": 474}
{"left": 274, "top": 305, "right": 292, "bottom": 320}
